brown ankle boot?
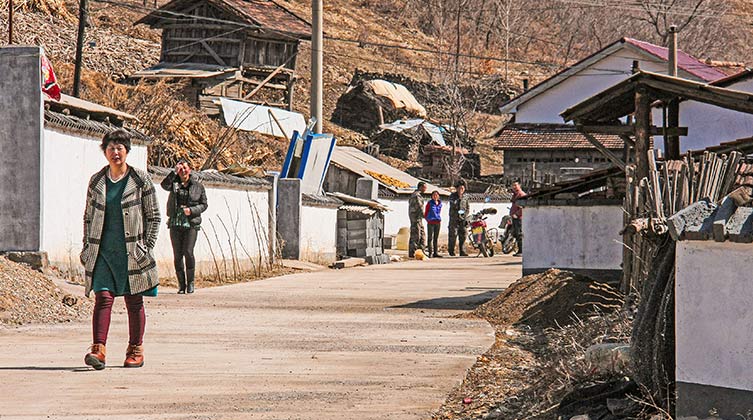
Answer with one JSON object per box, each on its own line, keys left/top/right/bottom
{"left": 123, "top": 344, "right": 144, "bottom": 368}
{"left": 84, "top": 343, "right": 106, "bottom": 370}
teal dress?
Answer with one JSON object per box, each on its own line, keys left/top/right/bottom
{"left": 92, "top": 177, "right": 158, "bottom": 297}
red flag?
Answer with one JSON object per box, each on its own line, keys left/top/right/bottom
{"left": 41, "top": 53, "right": 61, "bottom": 101}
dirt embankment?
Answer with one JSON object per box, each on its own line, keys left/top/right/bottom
{"left": 434, "top": 269, "right": 630, "bottom": 420}
{"left": 0, "top": 257, "right": 92, "bottom": 326}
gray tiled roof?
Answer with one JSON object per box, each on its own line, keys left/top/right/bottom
{"left": 149, "top": 166, "right": 270, "bottom": 190}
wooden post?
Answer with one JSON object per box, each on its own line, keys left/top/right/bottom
{"left": 285, "top": 76, "right": 295, "bottom": 112}
{"left": 634, "top": 86, "right": 651, "bottom": 181}
{"left": 8, "top": 0, "right": 12, "bottom": 44}
{"left": 73, "top": 0, "right": 89, "bottom": 97}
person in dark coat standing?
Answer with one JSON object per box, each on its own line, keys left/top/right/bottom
{"left": 510, "top": 181, "right": 527, "bottom": 257}
{"left": 448, "top": 182, "right": 470, "bottom": 256}
{"left": 408, "top": 181, "right": 427, "bottom": 258}
{"left": 424, "top": 190, "right": 443, "bottom": 258}
{"left": 160, "top": 160, "right": 208, "bottom": 294}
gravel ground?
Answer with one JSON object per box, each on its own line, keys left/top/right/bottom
{"left": 0, "top": 257, "right": 93, "bottom": 326}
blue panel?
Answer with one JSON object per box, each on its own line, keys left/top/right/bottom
{"left": 281, "top": 130, "right": 300, "bottom": 178}
{"left": 296, "top": 133, "right": 314, "bottom": 179}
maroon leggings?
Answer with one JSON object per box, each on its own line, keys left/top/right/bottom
{"left": 92, "top": 291, "right": 145, "bottom": 346}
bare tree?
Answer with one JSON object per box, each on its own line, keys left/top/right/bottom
{"left": 634, "top": 0, "right": 725, "bottom": 43}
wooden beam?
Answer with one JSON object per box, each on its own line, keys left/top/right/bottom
{"left": 578, "top": 125, "right": 687, "bottom": 136}
{"left": 579, "top": 131, "right": 626, "bottom": 171}
{"left": 201, "top": 40, "right": 227, "bottom": 66}
{"left": 643, "top": 78, "right": 753, "bottom": 115}
{"left": 243, "top": 53, "right": 297, "bottom": 100}
{"left": 634, "top": 86, "right": 651, "bottom": 181}
{"left": 666, "top": 99, "right": 681, "bottom": 159}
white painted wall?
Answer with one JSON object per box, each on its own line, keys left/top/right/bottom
{"left": 41, "top": 128, "right": 149, "bottom": 268}
{"left": 676, "top": 241, "right": 753, "bottom": 392}
{"left": 516, "top": 50, "right": 673, "bottom": 123}
{"left": 653, "top": 78, "right": 753, "bottom": 153}
{"left": 300, "top": 205, "right": 337, "bottom": 264}
{"left": 41, "top": 127, "right": 271, "bottom": 279}
{"left": 151, "top": 183, "right": 270, "bottom": 277}
{"left": 378, "top": 197, "right": 511, "bottom": 241}
{"left": 523, "top": 205, "right": 624, "bottom": 271}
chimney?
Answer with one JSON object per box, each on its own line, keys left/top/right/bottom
{"left": 522, "top": 78, "right": 529, "bottom": 91}
{"left": 668, "top": 25, "right": 678, "bottom": 77}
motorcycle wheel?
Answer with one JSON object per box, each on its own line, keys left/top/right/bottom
{"left": 479, "top": 240, "right": 490, "bottom": 257}
{"left": 487, "top": 240, "right": 495, "bottom": 257}
{"left": 502, "top": 235, "right": 517, "bottom": 254}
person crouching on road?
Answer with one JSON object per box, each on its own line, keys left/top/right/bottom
{"left": 424, "top": 190, "right": 443, "bottom": 258}
{"left": 448, "top": 181, "right": 470, "bottom": 256}
{"left": 80, "top": 129, "right": 161, "bottom": 370}
{"left": 408, "top": 181, "right": 427, "bottom": 258}
{"left": 160, "top": 159, "right": 207, "bottom": 294}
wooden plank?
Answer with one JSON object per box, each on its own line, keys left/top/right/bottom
{"left": 643, "top": 78, "right": 753, "bottom": 115}
{"left": 634, "top": 87, "right": 651, "bottom": 182}
{"left": 243, "top": 53, "right": 298, "bottom": 100}
{"left": 201, "top": 40, "right": 227, "bottom": 66}
{"left": 579, "top": 131, "right": 626, "bottom": 171}
{"left": 333, "top": 257, "right": 366, "bottom": 269}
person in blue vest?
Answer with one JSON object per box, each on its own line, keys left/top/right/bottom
{"left": 424, "top": 190, "right": 443, "bottom": 258}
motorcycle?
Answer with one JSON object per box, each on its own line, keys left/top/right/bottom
{"left": 498, "top": 215, "right": 519, "bottom": 255}
{"left": 464, "top": 208, "right": 499, "bottom": 257}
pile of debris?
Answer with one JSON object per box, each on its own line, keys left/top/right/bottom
{"left": 331, "top": 79, "right": 427, "bottom": 135}
{"left": 0, "top": 257, "right": 92, "bottom": 325}
{"left": 474, "top": 268, "right": 623, "bottom": 329}
{"left": 369, "top": 119, "right": 443, "bottom": 161}
{"left": 350, "top": 69, "right": 518, "bottom": 115}
{"left": 434, "top": 269, "right": 633, "bottom": 420}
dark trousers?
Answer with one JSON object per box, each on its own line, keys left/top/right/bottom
{"left": 93, "top": 291, "right": 145, "bottom": 346}
{"left": 408, "top": 220, "right": 426, "bottom": 257}
{"left": 512, "top": 218, "right": 523, "bottom": 252}
{"left": 448, "top": 221, "right": 467, "bottom": 255}
{"left": 170, "top": 227, "right": 198, "bottom": 288}
{"left": 426, "top": 223, "right": 440, "bottom": 255}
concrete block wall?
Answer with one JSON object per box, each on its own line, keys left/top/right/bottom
{"left": 0, "top": 47, "right": 43, "bottom": 252}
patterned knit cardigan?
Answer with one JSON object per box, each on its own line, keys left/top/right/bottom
{"left": 79, "top": 165, "right": 161, "bottom": 297}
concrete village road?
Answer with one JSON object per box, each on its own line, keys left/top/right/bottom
{"left": 0, "top": 255, "right": 521, "bottom": 420}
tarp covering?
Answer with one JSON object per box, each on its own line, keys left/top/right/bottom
{"left": 221, "top": 98, "right": 306, "bottom": 139}
{"left": 364, "top": 80, "right": 427, "bottom": 117}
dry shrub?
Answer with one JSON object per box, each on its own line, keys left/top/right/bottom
{"left": 0, "top": 0, "right": 73, "bottom": 20}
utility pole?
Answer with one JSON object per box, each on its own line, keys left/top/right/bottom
{"left": 8, "top": 0, "right": 12, "bottom": 44}
{"left": 73, "top": 0, "right": 89, "bottom": 98}
{"left": 665, "top": 25, "right": 680, "bottom": 160}
{"left": 311, "top": 0, "right": 323, "bottom": 133}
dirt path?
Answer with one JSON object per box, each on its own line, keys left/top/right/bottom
{"left": 0, "top": 255, "right": 521, "bottom": 420}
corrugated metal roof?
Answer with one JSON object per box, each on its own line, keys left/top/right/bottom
{"left": 46, "top": 94, "right": 135, "bottom": 121}
{"left": 130, "top": 63, "right": 238, "bottom": 79}
{"left": 330, "top": 146, "right": 448, "bottom": 195}
{"left": 302, "top": 193, "right": 343, "bottom": 208}
{"left": 624, "top": 38, "right": 727, "bottom": 83}
{"left": 493, "top": 124, "right": 624, "bottom": 150}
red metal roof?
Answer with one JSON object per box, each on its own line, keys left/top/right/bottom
{"left": 624, "top": 38, "right": 727, "bottom": 82}
{"left": 493, "top": 124, "right": 624, "bottom": 150}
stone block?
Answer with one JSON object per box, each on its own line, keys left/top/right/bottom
{"left": 4, "top": 251, "right": 49, "bottom": 273}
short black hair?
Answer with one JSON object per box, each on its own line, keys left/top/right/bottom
{"left": 101, "top": 129, "right": 132, "bottom": 153}
{"left": 417, "top": 181, "right": 427, "bottom": 189}
{"left": 455, "top": 179, "right": 467, "bottom": 188}
{"left": 177, "top": 158, "right": 190, "bottom": 167}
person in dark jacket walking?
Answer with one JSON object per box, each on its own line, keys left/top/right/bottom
{"left": 408, "top": 181, "right": 427, "bottom": 258}
{"left": 160, "top": 160, "right": 208, "bottom": 294}
{"left": 424, "top": 190, "right": 443, "bottom": 258}
{"left": 448, "top": 182, "right": 470, "bottom": 256}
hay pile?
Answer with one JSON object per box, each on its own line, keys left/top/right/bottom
{"left": 474, "top": 268, "right": 623, "bottom": 329}
{"left": 0, "top": 257, "right": 92, "bottom": 326}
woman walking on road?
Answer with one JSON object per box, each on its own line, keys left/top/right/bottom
{"left": 80, "top": 129, "right": 161, "bottom": 370}
{"left": 424, "top": 190, "right": 443, "bottom": 258}
{"left": 160, "top": 159, "right": 207, "bottom": 294}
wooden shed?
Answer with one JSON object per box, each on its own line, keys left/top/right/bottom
{"left": 133, "top": 0, "right": 311, "bottom": 114}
